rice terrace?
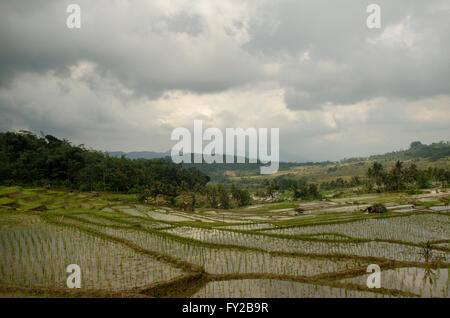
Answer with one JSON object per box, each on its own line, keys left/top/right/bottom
{"left": 1, "top": 180, "right": 449, "bottom": 298}
{"left": 1, "top": 0, "right": 450, "bottom": 303}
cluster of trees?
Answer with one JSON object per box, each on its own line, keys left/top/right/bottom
{"left": 263, "top": 176, "right": 321, "bottom": 200}
{"left": 261, "top": 158, "right": 449, "bottom": 199}
{"left": 366, "top": 160, "right": 450, "bottom": 192}
{"left": 204, "top": 183, "right": 251, "bottom": 209}
{"left": 0, "top": 131, "right": 210, "bottom": 197}
{"left": 320, "top": 176, "right": 363, "bottom": 190}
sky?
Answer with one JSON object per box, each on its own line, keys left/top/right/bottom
{"left": 0, "top": 0, "right": 449, "bottom": 162}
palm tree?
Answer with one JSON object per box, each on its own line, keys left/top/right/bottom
{"left": 367, "top": 162, "right": 384, "bottom": 187}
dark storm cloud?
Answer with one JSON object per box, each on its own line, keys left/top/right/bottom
{"left": 0, "top": 0, "right": 263, "bottom": 96}
{"left": 244, "top": 0, "right": 450, "bottom": 109}
{"left": 0, "top": 0, "right": 449, "bottom": 159}
{"left": 1, "top": 0, "right": 449, "bottom": 105}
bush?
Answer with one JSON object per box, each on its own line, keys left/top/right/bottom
{"left": 137, "top": 190, "right": 151, "bottom": 203}
{"left": 365, "top": 203, "right": 387, "bottom": 213}
{"left": 79, "top": 184, "right": 90, "bottom": 192}
{"left": 231, "top": 184, "right": 252, "bottom": 207}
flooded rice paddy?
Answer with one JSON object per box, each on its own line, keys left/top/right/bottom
{"left": 0, "top": 186, "right": 449, "bottom": 297}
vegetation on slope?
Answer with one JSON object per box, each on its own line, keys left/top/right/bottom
{"left": 0, "top": 131, "right": 209, "bottom": 196}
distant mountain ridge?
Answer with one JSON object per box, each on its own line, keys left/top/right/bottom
{"left": 108, "top": 151, "right": 171, "bottom": 160}
{"left": 107, "top": 141, "right": 449, "bottom": 182}
{"left": 108, "top": 141, "right": 450, "bottom": 163}
{"left": 108, "top": 151, "right": 255, "bottom": 163}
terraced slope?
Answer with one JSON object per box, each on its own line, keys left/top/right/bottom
{"left": 0, "top": 186, "right": 449, "bottom": 297}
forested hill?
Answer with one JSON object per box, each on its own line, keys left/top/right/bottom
{"left": 0, "top": 131, "right": 209, "bottom": 194}
{"left": 342, "top": 141, "right": 450, "bottom": 163}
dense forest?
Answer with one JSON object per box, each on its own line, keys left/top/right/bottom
{"left": 0, "top": 131, "right": 210, "bottom": 197}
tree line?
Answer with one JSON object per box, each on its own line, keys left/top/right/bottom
{"left": 366, "top": 160, "right": 449, "bottom": 192}
{"left": 262, "top": 177, "right": 321, "bottom": 200}
{"left": 320, "top": 176, "right": 363, "bottom": 190}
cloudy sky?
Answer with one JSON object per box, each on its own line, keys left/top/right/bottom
{"left": 1, "top": 0, "right": 449, "bottom": 161}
